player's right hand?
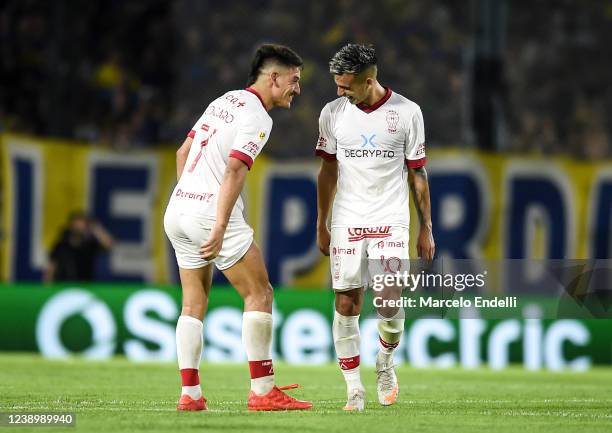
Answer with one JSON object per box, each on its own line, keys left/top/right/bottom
{"left": 200, "top": 226, "right": 225, "bottom": 260}
{"left": 317, "top": 226, "right": 331, "bottom": 256}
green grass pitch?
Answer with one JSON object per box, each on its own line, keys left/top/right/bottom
{"left": 0, "top": 354, "right": 611, "bottom": 433}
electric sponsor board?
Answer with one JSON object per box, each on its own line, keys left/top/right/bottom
{"left": 0, "top": 285, "right": 609, "bottom": 371}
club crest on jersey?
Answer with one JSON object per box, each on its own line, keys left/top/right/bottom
{"left": 386, "top": 110, "right": 399, "bottom": 134}
{"left": 347, "top": 226, "right": 392, "bottom": 242}
{"left": 259, "top": 131, "right": 266, "bottom": 140}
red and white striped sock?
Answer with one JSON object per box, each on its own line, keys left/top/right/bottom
{"left": 378, "top": 318, "right": 404, "bottom": 364}
{"left": 176, "top": 315, "right": 203, "bottom": 399}
{"left": 333, "top": 311, "right": 363, "bottom": 391}
{"left": 242, "top": 311, "right": 275, "bottom": 396}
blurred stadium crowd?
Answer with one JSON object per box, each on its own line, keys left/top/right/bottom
{"left": 1, "top": 0, "right": 610, "bottom": 159}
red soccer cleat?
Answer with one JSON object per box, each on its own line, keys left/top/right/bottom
{"left": 247, "top": 384, "right": 313, "bottom": 411}
{"left": 177, "top": 394, "right": 208, "bottom": 411}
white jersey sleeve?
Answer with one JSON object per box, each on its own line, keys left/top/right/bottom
{"left": 229, "top": 114, "right": 272, "bottom": 170}
{"left": 315, "top": 103, "right": 337, "bottom": 161}
{"left": 404, "top": 105, "right": 427, "bottom": 168}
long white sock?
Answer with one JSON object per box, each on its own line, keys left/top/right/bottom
{"left": 333, "top": 311, "right": 363, "bottom": 391}
{"left": 377, "top": 317, "right": 404, "bottom": 365}
{"left": 176, "top": 315, "right": 203, "bottom": 399}
{"left": 242, "top": 311, "right": 275, "bottom": 396}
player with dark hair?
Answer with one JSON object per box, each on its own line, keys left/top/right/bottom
{"left": 246, "top": 44, "right": 304, "bottom": 88}
{"left": 164, "top": 43, "right": 311, "bottom": 411}
{"left": 316, "top": 43, "right": 435, "bottom": 411}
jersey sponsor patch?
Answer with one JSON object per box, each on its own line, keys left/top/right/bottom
{"left": 344, "top": 148, "right": 395, "bottom": 158}
{"left": 242, "top": 141, "right": 259, "bottom": 157}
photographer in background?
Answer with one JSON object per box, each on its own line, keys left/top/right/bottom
{"left": 44, "top": 211, "right": 114, "bottom": 283}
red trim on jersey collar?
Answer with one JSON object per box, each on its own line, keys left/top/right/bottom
{"left": 245, "top": 87, "right": 266, "bottom": 109}
{"left": 357, "top": 87, "right": 392, "bottom": 113}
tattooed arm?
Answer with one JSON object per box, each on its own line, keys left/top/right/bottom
{"left": 408, "top": 166, "right": 435, "bottom": 261}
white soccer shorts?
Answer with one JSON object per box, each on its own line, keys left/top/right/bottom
{"left": 164, "top": 209, "right": 253, "bottom": 270}
{"left": 329, "top": 226, "right": 410, "bottom": 291}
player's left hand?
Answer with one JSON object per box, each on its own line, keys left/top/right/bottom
{"left": 317, "top": 225, "right": 331, "bottom": 256}
{"left": 417, "top": 226, "right": 435, "bottom": 262}
{"left": 200, "top": 226, "right": 225, "bottom": 260}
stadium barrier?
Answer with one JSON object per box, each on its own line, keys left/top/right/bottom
{"left": 2, "top": 133, "right": 612, "bottom": 286}
{"left": 0, "top": 284, "right": 610, "bottom": 371}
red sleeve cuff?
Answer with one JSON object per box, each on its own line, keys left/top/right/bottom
{"left": 229, "top": 150, "right": 254, "bottom": 170}
{"left": 315, "top": 149, "right": 337, "bottom": 161}
{"left": 187, "top": 130, "right": 196, "bottom": 138}
{"left": 406, "top": 157, "right": 427, "bottom": 168}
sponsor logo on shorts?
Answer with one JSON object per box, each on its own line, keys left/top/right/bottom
{"left": 332, "top": 246, "right": 357, "bottom": 255}
{"left": 375, "top": 240, "right": 406, "bottom": 249}
{"left": 347, "top": 226, "right": 392, "bottom": 242}
{"left": 175, "top": 188, "right": 214, "bottom": 203}
{"left": 333, "top": 252, "right": 341, "bottom": 281}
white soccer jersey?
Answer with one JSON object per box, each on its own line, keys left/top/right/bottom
{"left": 315, "top": 88, "right": 426, "bottom": 228}
{"left": 167, "top": 88, "right": 272, "bottom": 223}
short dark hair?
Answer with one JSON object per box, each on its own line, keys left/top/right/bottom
{"left": 246, "top": 44, "right": 303, "bottom": 86}
{"left": 329, "top": 43, "right": 377, "bottom": 75}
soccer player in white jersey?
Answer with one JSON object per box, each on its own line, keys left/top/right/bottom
{"left": 316, "top": 44, "right": 435, "bottom": 411}
{"left": 164, "top": 44, "right": 312, "bottom": 412}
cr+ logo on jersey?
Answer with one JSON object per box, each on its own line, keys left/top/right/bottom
{"left": 224, "top": 93, "right": 246, "bottom": 108}
{"left": 347, "top": 226, "right": 392, "bottom": 242}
